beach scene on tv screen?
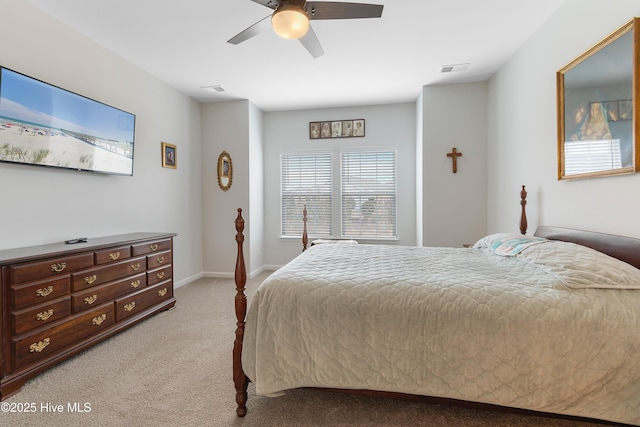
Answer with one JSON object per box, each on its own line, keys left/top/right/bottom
{"left": 0, "top": 68, "right": 134, "bottom": 175}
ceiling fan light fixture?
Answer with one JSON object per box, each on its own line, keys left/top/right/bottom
{"left": 272, "top": 5, "right": 309, "bottom": 39}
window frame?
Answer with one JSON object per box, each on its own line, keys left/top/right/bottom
{"left": 280, "top": 148, "right": 398, "bottom": 240}
{"left": 280, "top": 152, "right": 333, "bottom": 238}
{"left": 340, "top": 150, "right": 397, "bottom": 239}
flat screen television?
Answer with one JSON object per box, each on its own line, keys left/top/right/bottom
{"left": 0, "top": 67, "right": 135, "bottom": 176}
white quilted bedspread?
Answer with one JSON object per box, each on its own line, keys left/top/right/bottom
{"left": 242, "top": 243, "right": 640, "bottom": 425}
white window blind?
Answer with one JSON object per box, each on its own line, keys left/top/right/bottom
{"left": 564, "top": 139, "right": 622, "bottom": 175}
{"left": 341, "top": 151, "right": 396, "bottom": 238}
{"left": 281, "top": 153, "right": 332, "bottom": 237}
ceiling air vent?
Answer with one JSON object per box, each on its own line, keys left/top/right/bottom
{"left": 201, "top": 85, "right": 225, "bottom": 93}
{"left": 441, "top": 63, "right": 470, "bottom": 73}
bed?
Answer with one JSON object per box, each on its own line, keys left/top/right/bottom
{"left": 232, "top": 189, "right": 640, "bottom": 425}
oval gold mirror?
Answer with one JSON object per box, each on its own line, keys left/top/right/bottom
{"left": 557, "top": 17, "right": 639, "bottom": 180}
{"left": 217, "top": 151, "right": 232, "bottom": 191}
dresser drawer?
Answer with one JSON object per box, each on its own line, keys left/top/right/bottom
{"left": 12, "top": 297, "right": 71, "bottom": 335}
{"left": 71, "top": 256, "right": 146, "bottom": 292}
{"left": 115, "top": 282, "right": 173, "bottom": 321}
{"left": 95, "top": 246, "right": 131, "bottom": 265}
{"left": 146, "top": 250, "right": 172, "bottom": 270}
{"left": 11, "top": 276, "right": 71, "bottom": 310}
{"left": 12, "top": 303, "right": 115, "bottom": 371}
{"left": 132, "top": 239, "right": 172, "bottom": 256}
{"left": 11, "top": 253, "right": 94, "bottom": 284}
{"left": 72, "top": 273, "right": 147, "bottom": 312}
{"left": 147, "top": 265, "right": 172, "bottom": 286}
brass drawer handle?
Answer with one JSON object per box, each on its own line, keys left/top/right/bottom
{"left": 131, "top": 263, "right": 141, "bottom": 271}
{"left": 92, "top": 314, "right": 107, "bottom": 326}
{"left": 130, "top": 280, "right": 141, "bottom": 289}
{"left": 124, "top": 302, "right": 136, "bottom": 312}
{"left": 109, "top": 251, "right": 121, "bottom": 260}
{"left": 84, "top": 275, "right": 97, "bottom": 284}
{"left": 156, "top": 257, "right": 165, "bottom": 264}
{"left": 158, "top": 288, "right": 167, "bottom": 297}
{"left": 30, "top": 338, "right": 51, "bottom": 353}
{"left": 156, "top": 271, "right": 165, "bottom": 280}
{"left": 51, "top": 263, "right": 66, "bottom": 273}
{"left": 150, "top": 244, "right": 158, "bottom": 251}
{"left": 84, "top": 294, "right": 98, "bottom": 305}
{"left": 36, "top": 286, "right": 54, "bottom": 297}
{"left": 36, "top": 309, "right": 54, "bottom": 321}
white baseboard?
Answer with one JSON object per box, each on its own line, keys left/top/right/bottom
{"left": 174, "top": 272, "right": 205, "bottom": 289}
{"left": 175, "top": 265, "right": 279, "bottom": 288}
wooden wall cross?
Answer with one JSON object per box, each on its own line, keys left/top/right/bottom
{"left": 446, "top": 147, "right": 463, "bottom": 173}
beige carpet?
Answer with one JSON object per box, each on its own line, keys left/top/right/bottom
{"left": 3, "top": 272, "right": 616, "bottom": 427}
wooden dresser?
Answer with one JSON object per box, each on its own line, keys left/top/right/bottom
{"left": 0, "top": 232, "right": 176, "bottom": 399}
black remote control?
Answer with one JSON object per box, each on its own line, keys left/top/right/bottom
{"left": 65, "top": 237, "right": 88, "bottom": 244}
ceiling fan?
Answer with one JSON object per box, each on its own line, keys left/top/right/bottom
{"left": 227, "top": 0, "right": 384, "bottom": 58}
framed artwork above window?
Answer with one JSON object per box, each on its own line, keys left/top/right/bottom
{"left": 309, "top": 119, "right": 365, "bottom": 139}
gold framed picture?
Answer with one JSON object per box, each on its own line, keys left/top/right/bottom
{"left": 162, "top": 142, "right": 176, "bottom": 169}
{"left": 217, "top": 151, "right": 232, "bottom": 191}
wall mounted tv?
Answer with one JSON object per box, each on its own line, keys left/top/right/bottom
{"left": 0, "top": 67, "right": 135, "bottom": 176}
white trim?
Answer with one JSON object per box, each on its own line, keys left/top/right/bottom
{"left": 197, "top": 265, "right": 274, "bottom": 280}
{"left": 174, "top": 272, "right": 204, "bottom": 289}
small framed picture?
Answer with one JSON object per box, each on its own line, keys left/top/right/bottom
{"left": 217, "top": 151, "right": 233, "bottom": 191}
{"left": 162, "top": 142, "right": 177, "bottom": 168}
{"left": 320, "top": 121, "right": 332, "bottom": 138}
{"left": 309, "top": 122, "right": 321, "bottom": 139}
{"left": 341, "top": 120, "right": 353, "bottom": 137}
{"left": 353, "top": 119, "right": 365, "bottom": 137}
{"left": 331, "top": 121, "right": 342, "bottom": 137}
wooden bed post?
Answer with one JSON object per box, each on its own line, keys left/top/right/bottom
{"left": 233, "top": 208, "right": 249, "bottom": 417}
{"left": 302, "top": 205, "right": 309, "bottom": 252}
{"left": 520, "top": 185, "right": 528, "bottom": 235}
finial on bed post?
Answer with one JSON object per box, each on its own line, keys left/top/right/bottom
{"left": 302, "top": 205, "right": 308, "bottom": 252}
{"left": 520, "top": 186, "right": 528, "bottom": 235}
{"left": 233, "top": 208, "right": 248, "bottom": 417}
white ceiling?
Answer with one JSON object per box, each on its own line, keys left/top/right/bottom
{"left": 25, "top": 0, "right": 566, "bottom": 112}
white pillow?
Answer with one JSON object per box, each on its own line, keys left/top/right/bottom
{"left": 516, "top": 240, "right": 640, "bottom": 289}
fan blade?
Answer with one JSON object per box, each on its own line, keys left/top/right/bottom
{"left": 305, "top": 2, "right": 383, "bottom": 20}
{"left": 250, "top": 0, "right": 280, "bottom": 11}
{"left": 251, "top": 0, "right": 309, "bottom": 9}
{"left": 299, "top": 25, "right": 324, "bottom": 58}
{"left": 227, "top": 15, "right": 272, "bottom": 44}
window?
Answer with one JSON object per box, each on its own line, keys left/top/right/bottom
{"left": 281, "top": 153, "right": 332, "bottom": 237}
{"left": 341, "top": 151, "right": 396, "bottom": 238}
{"left": 281, "top": 150, "right": 397, "bottom": 239}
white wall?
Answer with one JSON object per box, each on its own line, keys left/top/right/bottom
{"left": 248, "top": 102, "right": 265, "bottom": 274}
{"left": 0, "top": 0, "right": 203, "bottom": 285}
{"left": 201, "top": 101, "right": 255, "bottom": 276}
{"left": 422, "top": 82, "right": 488, "bottom": 246}
{"left": 415, "top": 92, "right": 424, "bottom": 247}
{"left": 263, "top": 103, "right": 417, "bottom": 268}
{"left": 488, "top": 0, "right": 640, "bottom": 238}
